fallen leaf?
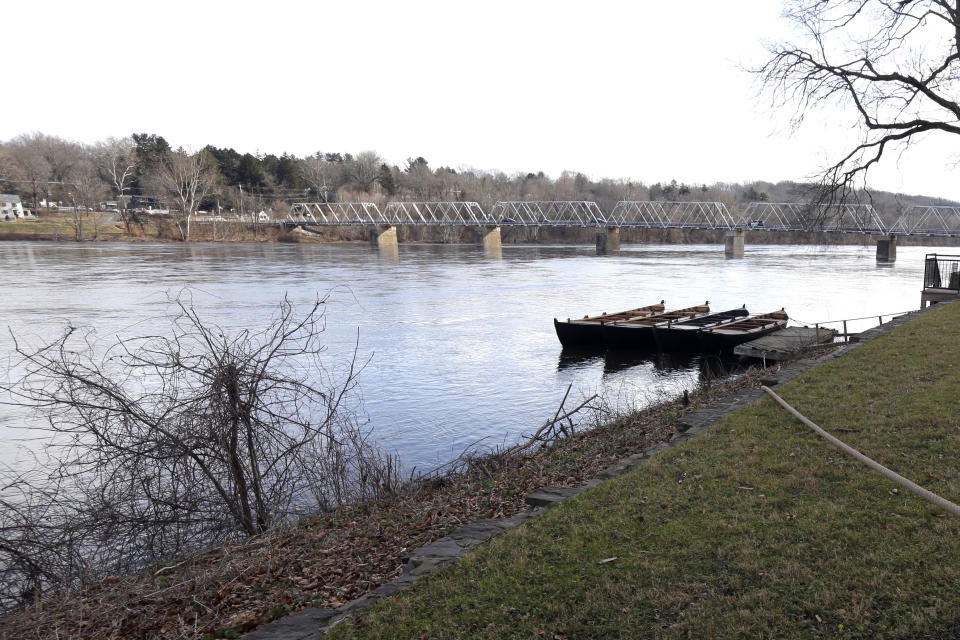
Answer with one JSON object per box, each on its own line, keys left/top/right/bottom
{"left": 598, "top": 557, "right": 618, "bottom": 564}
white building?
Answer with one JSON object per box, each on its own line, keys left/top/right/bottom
{"left": 0, "top": 194, "right": 25, "bottom": 220}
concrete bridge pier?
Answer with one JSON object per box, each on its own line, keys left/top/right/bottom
{"left": 876, "top": 234, "right": 897, "bottom": 263}
{"left": 478, "top": 226, "right": 501, "bottom": 250}
{"left": 596, "top": 227, "right": 620, "bottom": 254}
{"left": 370, "top": 225, "right": 398, "bottom": 250}
{"left": 724, "top": 229, "right": 745, "bottom": 258}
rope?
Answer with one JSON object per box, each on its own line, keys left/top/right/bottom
{"left": 761, "top": 386, "right": 960, "bottom": 518}
{"left": 788, "top": 309, "right": 915, "bottom": 327}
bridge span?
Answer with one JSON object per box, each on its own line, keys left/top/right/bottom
{"left": 286, "top": 201, "right": 960, "bottom": 262}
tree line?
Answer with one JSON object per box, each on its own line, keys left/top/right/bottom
{"left": 1, "top": 132, "right": 956, "bottom": 239}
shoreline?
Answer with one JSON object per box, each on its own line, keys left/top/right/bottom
{"left": 0, "top": 358, "right": 790, "bottom": 639}
{"left": 324, "top": 304, "right": 959, "bottom": 640}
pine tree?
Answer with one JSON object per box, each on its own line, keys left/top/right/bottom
{"left": 377, "top": 164, "right": 397, "bottom": 196}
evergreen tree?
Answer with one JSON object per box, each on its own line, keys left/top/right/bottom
{"left": 378, "top": 164, "right": 397, "bottom": 196}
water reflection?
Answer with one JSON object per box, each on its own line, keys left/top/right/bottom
{"left": 376, "top": 244, "right": 400, "bottom": 263}
{"left": 483, "top": 245, "right": 503, "bottom": 260}
{"left": 556, "top": 346, "right": 605, "bottom": 370}
{"left": 559, "top": 345, "right": 748, "bottom": 384}
{"left": 558, "top": 346, "right": 728, "bottom": 376}
{"left": 602, "top": 348, "right": 697, "bottom": 375}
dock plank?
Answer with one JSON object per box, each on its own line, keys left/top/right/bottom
{"left": 733, "top": 327, "right": 837, "bottom": 361}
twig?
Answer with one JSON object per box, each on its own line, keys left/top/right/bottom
{"left": 153, "top": 560, "right": 186, "bottom": 577}
{"left": 513, "top": 394, "right": 599, "bottom": 453}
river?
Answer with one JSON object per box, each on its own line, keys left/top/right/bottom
{"left": 0, "top": 241, "right": 934, "bottom": 471}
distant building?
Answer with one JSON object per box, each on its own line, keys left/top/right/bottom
{"left": 0, "top": 194, "right": 24, "bottom": 219}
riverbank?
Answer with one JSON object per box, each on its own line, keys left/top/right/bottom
{"left": 325, "top": 303, "right": 960, "bottom": 639}
{"left": 0, "top": 362, "right": 784, "bottom": 640}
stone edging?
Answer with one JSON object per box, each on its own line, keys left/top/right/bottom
{"left": 243, "top": 306, "right": 932, "bottom": 639}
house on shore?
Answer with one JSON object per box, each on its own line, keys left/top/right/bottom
{"left": 0, "top": 194, "right": 25, "bottom": 220}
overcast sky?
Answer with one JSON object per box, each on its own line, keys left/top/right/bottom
{"left": 3, "top": 0, "right": 957, "bottom": 199}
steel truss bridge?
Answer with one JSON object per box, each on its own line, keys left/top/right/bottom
{"left": 888, "top": 206, "right": 960, "bottom": 237}
{"left": 286, "top": 201, "right": 960, "bottom": 237}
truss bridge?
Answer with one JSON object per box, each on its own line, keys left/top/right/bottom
{"left": 284, "top": 199, "right": 960, "bottom": 261}
{"left": 888, "top": 206, "right": 960, "bottom": 237}
{"left": 739, "top": 202, "right": 886, "bottom": 234}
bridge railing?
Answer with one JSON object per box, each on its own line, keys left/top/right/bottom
{"left": 609, "top": 201, "right": 738, "bottom": 229}
{"left": 289, "top": 202, "right": 384, "bottom": 225}
{"left": 381, "top": 202, "right": 493, "bottom": 226}
{"left": 924, "top": 253, "right": 960, "bottom": 290}
{"left": 490, "top": 201, "right": 606, "bottom": 227}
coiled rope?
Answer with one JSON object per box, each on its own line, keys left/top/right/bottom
{"left": 761, "top": 385, "right": 960, "bottom": 518}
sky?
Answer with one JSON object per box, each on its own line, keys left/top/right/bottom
{"left": 3, "top": 0, "right": 958, "bottom": 199}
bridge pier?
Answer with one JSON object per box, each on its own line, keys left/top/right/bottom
{"left": 477, "top": 226, "right": 501, "bottom": 251}
{"left": 876, "top": 234, "right": 897, "bottom": 263}
{"left": 596, "top": 227, "right": 620, "bottom": 254}
{"left": 370, "top": 225, "right": 398, "bottom": 250}
{"left": 724, "top": 229, "right": 744, "bottom": 258}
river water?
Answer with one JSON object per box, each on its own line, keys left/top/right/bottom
{"left": 0, "top": 241, "right": 934, "bottom": 471}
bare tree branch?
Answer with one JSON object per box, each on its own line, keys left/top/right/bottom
{"left": 0, "top": 295, "right": 399, "bottom": 611}
{"left": 758, "top": 0, "right": 960, "bottom": 207}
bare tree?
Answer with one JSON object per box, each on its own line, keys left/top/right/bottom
{"left": 93, "top": 137, "right": 138, "bottom": 230}
{"left": 37, "top": 135, "right": 83, "bottom": 201}
{"left": 6, "top": 134, "right": 51, "bottom": 208}
{"left": 159, "top": 148, "right": 218, "bottom": 240}
{"left": 64, "top": 154, "right": 108, "bottom": 240}
{"left": 0, "top": 296, "right": 400, "bottom": 609}
{"left": 300, "top": 152, "right": 344, "bottom": 199}
{"left": 759, "top": 0, "right": 960, "bottom": 203}
{"left": 0, "top": 146, "right": 14, "bottom": 189}
{"left": 344, "top": 150, "right": 382, "bottom": 192}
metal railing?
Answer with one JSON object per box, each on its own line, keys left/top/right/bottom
{"left": 794, "top": 311, "right": 914, "bottom": 343}
{"left": 924, "top": 254, "right": 960, "bottom": 291}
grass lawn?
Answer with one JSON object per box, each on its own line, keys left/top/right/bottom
{"left": 328, "top": 303, "right": 960, "bottom": 639}
{"left": 0, "top": 213, "right": 125, "bottom": 238}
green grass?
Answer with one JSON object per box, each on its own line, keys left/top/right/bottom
{"left": 328, "top": 304, "right": 960, "bottom": 639}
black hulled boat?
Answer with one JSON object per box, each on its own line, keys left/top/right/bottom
{"left": 553, "top": 301, "right": 665, "bottom": 347}
{"left": 698, "top": 309, "right": 789, "bottom": 352}
{"left": 651, "top": 306, "right": 750, "bottom": 351}
{"left": 600, "top": 303, "right": 711, "bottom": 349}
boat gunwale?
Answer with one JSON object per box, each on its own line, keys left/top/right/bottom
{"left": 612, "top": 304, "right": 711, "bottom": 327}
{"left": 701, "top": 311, "right": 788, "bottom": 335}
{"left": 569, "top": 302, "right": 666, "bottom": 325}
{"left": 658, "top": 307, "right": 749, "bottom": 331}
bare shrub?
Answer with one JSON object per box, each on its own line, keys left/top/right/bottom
{"left": 0, "top": 296, "right": 399, "bottom": 610}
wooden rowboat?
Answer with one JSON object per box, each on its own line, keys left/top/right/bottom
{"left": 553, "top": 301, "right": 665, "bottom": 347}
{"left": 697, "top": 309, "right": 789, "bottom": 352}
{"left": 652, "top": 306, "right": 750, "bottom": 351}
{"left": 601, "top": 303, "right": 711, "bottom": 349}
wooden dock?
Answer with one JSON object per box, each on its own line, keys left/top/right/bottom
{"left": 733, "top": 327, "right": 837, "bottom": 361}
{"left": 920, "top": 287, "right": 960, "bottom": 309}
